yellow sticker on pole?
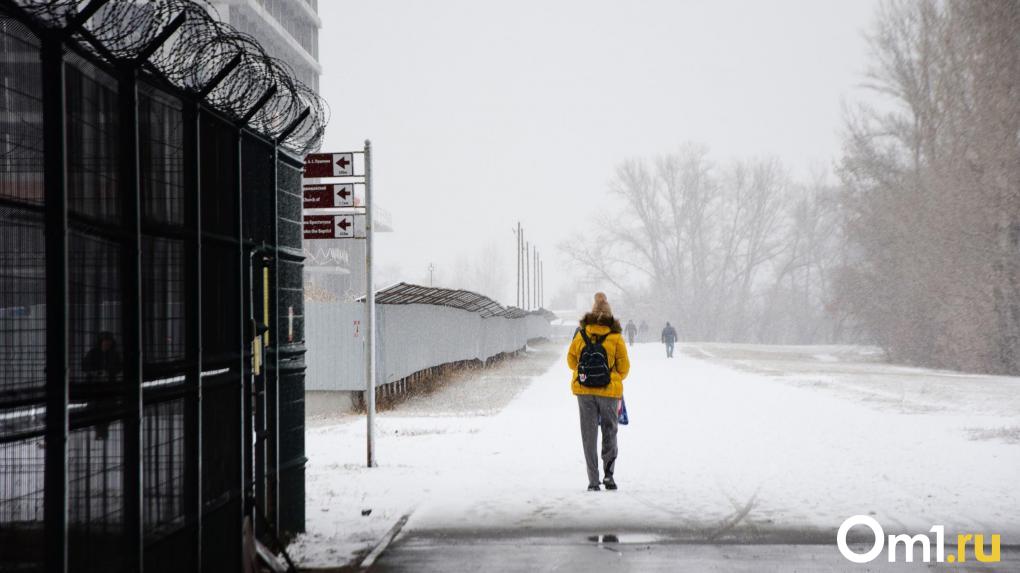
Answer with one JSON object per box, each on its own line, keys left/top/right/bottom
{"left": 253, "top": 336, "right": 262, "bottom": 376}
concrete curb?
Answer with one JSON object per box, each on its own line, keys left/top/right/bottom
{"left": 358, "top": 513, "right": 412, "bottom": 571}
{"left": 295, "top": 512, "right": 413, "bottom": 573}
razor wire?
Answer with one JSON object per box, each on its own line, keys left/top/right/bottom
{"left": 9, "top": 0, "right": 328, "bottom": 154}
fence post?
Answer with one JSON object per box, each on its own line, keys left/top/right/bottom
{"left": 118, "top": 63, "right": 144, "bottom": 572}
{"left": 41, "top": 28, "right": 69, "bottom": 573}
{"left": 268, "top": 142, "right": 280, "bottom": 536}
{"left": 236, "top": 126, "right": 249, "bottom": 566}
{"left": 182, "top": 98, "right": 203, "bottom": 570}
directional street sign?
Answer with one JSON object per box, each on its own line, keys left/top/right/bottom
{"left": 301, "top": 141, "right": 377, "bottom": 468}
{"left": 336, "top": 215, "right": 353, "bottom": 237}
{"left": 303, "top": 152, "right": 354, "bottom": 178}
{"left": 303, "top": 183, "right": 355, "bottom": 209}
{"left": 303, "top": 214, "right": 355, "bottom": 239}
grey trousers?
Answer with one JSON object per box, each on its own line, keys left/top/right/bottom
{"left": 577, "top": 395, "right": 619, "bottom": 486}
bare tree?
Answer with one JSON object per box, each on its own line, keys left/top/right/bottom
{"left": 564, "top": 146, "right": 844, "bottom": 343}
{"left": 837, "top": 0, "right": 1020, "bottom": 373}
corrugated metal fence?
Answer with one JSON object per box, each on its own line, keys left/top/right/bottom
{"left": 306, "top": 301, "right": 552, "bottom": 392}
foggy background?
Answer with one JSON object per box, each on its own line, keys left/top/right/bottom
{"left": 317, "top": 0, "right": 1019, "bottom": 375}
{"left": 318, "top": 0, "right": 877, "bottom": 297}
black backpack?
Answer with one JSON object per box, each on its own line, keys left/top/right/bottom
{"left": 576, "top": 328, "right": 612, "bottom": 388}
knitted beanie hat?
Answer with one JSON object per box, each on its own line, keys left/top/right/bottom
{"left": 591, "top": 291, "right": 613, "bottom": 319}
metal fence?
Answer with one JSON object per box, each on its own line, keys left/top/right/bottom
{"left": 306, "top": 284, "right": 553, "bottom": 392}
{"left": 0, "top": 2, "right": 313, "bottom": 571}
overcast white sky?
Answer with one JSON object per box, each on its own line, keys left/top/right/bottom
{"left": 318, "top": 0, "right": 879, "bottom": 306}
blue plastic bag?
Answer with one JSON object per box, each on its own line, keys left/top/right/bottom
{"left": 598, "top": 398, "right": 629, "bottom": 426}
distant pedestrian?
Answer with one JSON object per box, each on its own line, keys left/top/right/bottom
{"left": 83, "top": 331, "right": 122, "bottom": 382}
{"left": 624, "top": 319, "right": 637, "bottom": 346}
{"left": 82, "top": 331, "right": 122, "bottom": 440}
{"left": 661, "top": 322, "right": 678, "bottom": 358}
{"left": 567, "top": 292, "right": 630, "bottom": 492}
{"left": 638, "top": 320, "right": 649, "bottom": 342}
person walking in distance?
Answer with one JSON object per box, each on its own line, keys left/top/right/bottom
{"left": 82, "top": 331, "right": 122, "bottom": 440}
{"left": 567, "top": 292, "right": 630, "bottom": 491}
{"left": 638, "top": 320, "right": 649, "bottom": 342}
{"left": 83, "top": 331, "right": 123, "bottom": 382}
{"left": 661, "top": 321, "right": 678, "bottom": 358}
{"left": 624, "top": 319, "right": 637, "bottom": 346}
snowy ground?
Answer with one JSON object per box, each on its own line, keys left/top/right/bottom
{"left": 289, "top": 340, "right": 1020, "bottom": 569}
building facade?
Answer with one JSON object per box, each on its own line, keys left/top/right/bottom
{"left": 209, "top": 0, "right": 321, "bottom": 92}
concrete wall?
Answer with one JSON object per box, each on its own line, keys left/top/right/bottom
{"left": 305, "top": 302, "right": 551, "bottom": 392}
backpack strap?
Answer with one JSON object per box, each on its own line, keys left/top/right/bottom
{"left": 578, "top": 328, "right": 605, "bottom": 346}
{"left": 578, "top": 328, "right": 592, "bottom": 346}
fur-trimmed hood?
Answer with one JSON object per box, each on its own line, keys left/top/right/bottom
{"left": 579, "top": 312, "right": 622, "bottom": 334}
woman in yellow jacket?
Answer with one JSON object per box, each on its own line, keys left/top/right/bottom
{"left": 567, "top": 292, "right": 630, "bottom": 491}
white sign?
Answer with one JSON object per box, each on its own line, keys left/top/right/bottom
{"left": 332, "top": 153, "right": 354, "bottom": 176}
{"left": 335, "top": 215, "right": 354, "bottom": 238}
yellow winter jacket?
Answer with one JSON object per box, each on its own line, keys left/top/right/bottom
{"left": 567, "top": 313, "right": 630, "bottom": 399}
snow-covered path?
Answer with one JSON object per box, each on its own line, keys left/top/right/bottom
{"left": 291, "top": 342, "right": 1020, "bottom": 567}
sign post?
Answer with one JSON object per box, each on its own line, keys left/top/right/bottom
{"left": 302, "top": 141, "right": 377, "bottom": 468}
{"left": 363, "top": 140, "right": 376, "bottom": 469}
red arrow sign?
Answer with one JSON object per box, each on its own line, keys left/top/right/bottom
{"left": 303, "top": 214, "right": 355, "bottom": 239}
{"left": 303, "top": 214, "right": 336, "bottom": 239}
{"left": 303, "top": 186, "right": 332, "bottom": 209}
{"left": 304, "top": 152, "right": 354, "bottom": 177}
{"left": 303, "top": 184, "right": 354, "bottom": 208}
{"left": 303, "top": 154, "right": 333, "bottom": 178}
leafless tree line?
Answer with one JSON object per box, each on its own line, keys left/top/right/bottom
{"left": 837, "top": 0, "right": 1019, "bottom": 374}
{"left": 567, "top": 0, "right": 1019, "bottom": 375}
{"left": 564, "top": 145, "right": 849, "bottom": 344}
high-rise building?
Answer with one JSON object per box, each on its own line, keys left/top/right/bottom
{"left": 209, "top": 0, "right": 321, "bottom": 92}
